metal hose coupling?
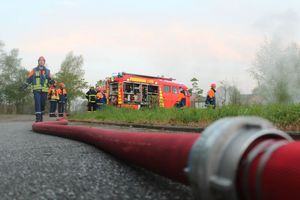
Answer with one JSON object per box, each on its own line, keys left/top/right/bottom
{"left": 187, "top": 117, "right": 293, "bottom": 200}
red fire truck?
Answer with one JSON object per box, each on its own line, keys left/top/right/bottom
{"left": 105, "top": 72, "right": 190, "bottom": 109}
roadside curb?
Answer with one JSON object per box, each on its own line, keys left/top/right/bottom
{"left": 68, "top": 119, "right": 204, "bottom": 133}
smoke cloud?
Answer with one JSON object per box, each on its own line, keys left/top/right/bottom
{"left": 252, "top": 10, "right": 300, "bottom": 103}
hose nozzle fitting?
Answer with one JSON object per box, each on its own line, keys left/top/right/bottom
{"left": 187, "top": 117, "right": 293, "bottom": 200}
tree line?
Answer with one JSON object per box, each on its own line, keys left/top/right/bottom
{"left": 0, "top": 41, "right": 87, "bottom": 114}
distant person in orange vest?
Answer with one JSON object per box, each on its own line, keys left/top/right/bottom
{"left": 48, "top": 80, "right": 59, "bottom": 117}
{"left": 176, "top": 88, "right": 186, "bottom": 108}
{"left": 57, "top": 82, "right": 67, "bottom": 117}
{"left": 205, "top": 83, "right": 216, "bottom": 109}
{"left": 96, "top": 88, "right": 104, "bottom": 110}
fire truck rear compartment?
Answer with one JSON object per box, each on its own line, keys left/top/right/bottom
{"left": 123, "top": 82, "right": 159, "bottom": 107}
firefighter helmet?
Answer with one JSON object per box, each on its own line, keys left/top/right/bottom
{"left": 49, "top": 79, "right": 56, "bottom": 85}
{"left": 59, "top": 82, "right": 65, "bottom": 87}
{"left": 38, "top": 56, "right": 46, "bottom": 62}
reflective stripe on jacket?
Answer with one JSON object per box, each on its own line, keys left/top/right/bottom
{"left": 48, "top": 87, "right": 59, "bottom": 101}
{"left": 28, "top": 66, "right": 50, "bottom": 92}
{"left": 58, "top": 88, "right": 67, "bottom": 95}
{"left": 86, "top": 90, "right": 97, "bottom": 103}
{"left": 57, "top": 88, "right": 67, "bottom": 103}
{"left": 88, "top": 94, "right": 96, "bottom": 103}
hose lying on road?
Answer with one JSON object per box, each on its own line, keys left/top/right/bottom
{"left": 32, "top": 117, "right": 299, "bottom": 200}
{"left": 33, "top": 118, "right": 198, "bottom": 184}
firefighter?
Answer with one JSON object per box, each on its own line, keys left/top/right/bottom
{"left": 96, "top": 88, "right": 103, "bottom": 110}
{"left": 205, "top": 83, "right": 216, "bottom": 109}
{"left": 86, "top": 86, "right": 97, "bottom": 111}
{"left": 57, "top": 82, "right": 67, "bottom": 117}
{"left": 176, "top": 88, "right": 186, "bottom": 108}
{"left": 48, "top": 80, "right": 59, "bottom": 117}
{"left": 21, "top": 56, "right": 52, "bottom": 122}
{"left": 100, "top": 90, "right": 107, "bottom": 108}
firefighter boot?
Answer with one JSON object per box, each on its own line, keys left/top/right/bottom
{"left": 35, "top": 114, "right": 41, "bottom": 122}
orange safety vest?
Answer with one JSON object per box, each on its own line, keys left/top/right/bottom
{"left": 207, "top": 89, "right": 215, "bottom": 98}
{"left": 96, "top": 92, "right": 103, "bottom": 99}
{"left": 177, "top": 92, "right": 185, "bottom": 101}
{"left": 57, "top": 88, "right": 67, "bottom": 95}
{"left": 28, "top": 67, "right": 50, "bottom": 92}
{"left": 48, "top": 87, "right": 59, "bottom": 101}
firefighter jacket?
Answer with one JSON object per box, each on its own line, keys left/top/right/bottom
{"left": 177, "top": 92, "right": 186, "bottom": 102}
{"left": 48, "top": 86, "right": 59, "bottom": 101}
{"left": 27, "top": 66, "right": 51, "bottom": 92}
{"left": 206, "top": 88, "right": 216, "bottom": 105}
{"left": 96, "top": 92, "right": 107, "bottom": 104}
{"left": 96, "top": 92, "right": 103, "bottom": 99}
{"left": 207, "top": 88, "right": 216, "bottom": 98}
{"left": 57, "top": 87, "right": 67, "bottom": 103}
{"left": 86, "top": 89, "right": 97, "bottom": 103}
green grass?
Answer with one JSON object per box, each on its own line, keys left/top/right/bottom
{"left": 69, "top": 104, "right": 300, "bottom": 129}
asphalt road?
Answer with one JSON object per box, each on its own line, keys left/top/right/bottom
{"left": 0, "top": 115, "right": 193, "bottom": 200}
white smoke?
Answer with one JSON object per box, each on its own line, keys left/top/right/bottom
{"left": 252, "top": 10, "right": 300, "bottom": 103}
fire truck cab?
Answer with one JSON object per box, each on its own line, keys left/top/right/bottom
{"left": 106, "top": 72, "right": 190, "bottom": 109}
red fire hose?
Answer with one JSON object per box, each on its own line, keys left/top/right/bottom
{"left": 33, "top": 119, "right": 199, "bottom": 184}
{"left": 33, "top": 117, "right": 299, "bottom": 200}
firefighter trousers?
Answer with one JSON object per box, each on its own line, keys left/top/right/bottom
{"left": 49, "top": 100, "right": 57, "bottom": 117}
{"left": 58, "top": 102, "right": 65, "bottom": 117}
{"left": 88, "top": 102, "right": 96, "bottom": 111}
{"left": 33, "top": 91, "right": 48, "bottom": 122}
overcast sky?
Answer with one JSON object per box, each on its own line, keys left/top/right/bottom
{"left": 1, "top": 0, "right": 300, "bottom": 93}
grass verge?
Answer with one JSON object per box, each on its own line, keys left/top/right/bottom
{"left": 69, "top": 104, "right": 300, "bottom": 131}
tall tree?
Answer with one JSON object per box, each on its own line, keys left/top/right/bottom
{"left": 55, "top": 52, "right": 88, "bottom": 112}
{"left": 228, "top": 85, "right": 241, "bottom": 105}
{"left": 0, "top": 45, "right": 32, "bottom": 113}
{"left": 217, "top": 81, "right": 241, "bottom": 105}
{"left": 190, "top": 77, "right": 203, "bottom": 100}
{"left": 0, "top": 41, "right": 5, "bottom": 103}
{"left": 217, "top": 81, "right": 228, "bottom": 106}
